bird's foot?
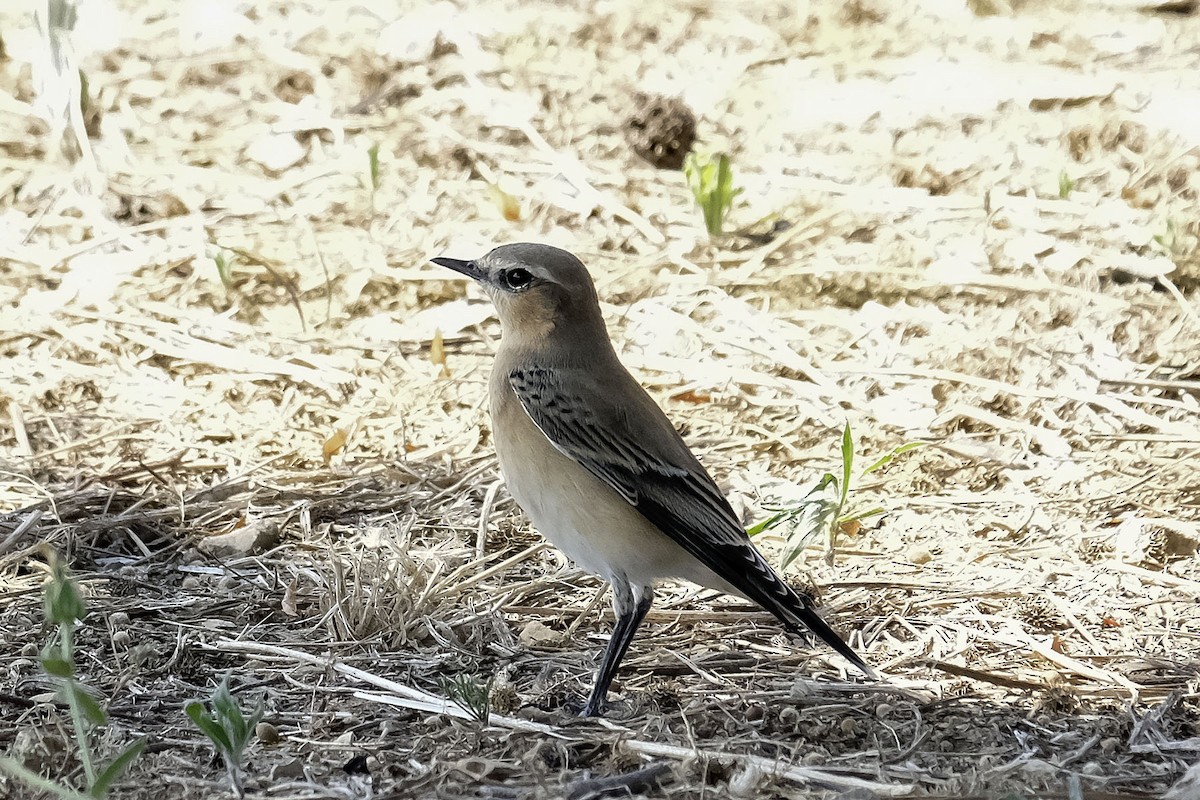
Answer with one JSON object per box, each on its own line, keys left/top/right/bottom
{"left": 564, "top": 688, "right": 627, "bottom": 718}
{"left": 574, "top": 694, "right": 639, "bottom": 720}
{"left": 578, "top": 697, "right": 605, "bottom": 718}
{"left": 561, "top": 692, "right": 605, "bottom": 718}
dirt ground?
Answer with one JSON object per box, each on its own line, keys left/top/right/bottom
{"left": 2, "top": 0, "right": 1199, "bottom": 797}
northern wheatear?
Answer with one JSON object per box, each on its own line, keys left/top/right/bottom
{"left": 432, "top": 243, "right": 872, "bottom": 716}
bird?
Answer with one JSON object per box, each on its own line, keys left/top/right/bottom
{"left": 431, "top": 243, "right": 873, "bottom": 717}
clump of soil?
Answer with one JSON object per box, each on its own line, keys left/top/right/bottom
{"left": 623, "top": 93, "right": 696, "bottom": 170}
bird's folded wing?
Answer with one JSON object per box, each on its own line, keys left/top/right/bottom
{"left": 509, "top": 366, "right": 750, "bottom": 551}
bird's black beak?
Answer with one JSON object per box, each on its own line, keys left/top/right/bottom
{"left": 431, "top": 257, "right": 485, "bottom": 281}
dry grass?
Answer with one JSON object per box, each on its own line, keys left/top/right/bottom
{"left": 2, "top": 0, "right": 1199, "bottom": 797}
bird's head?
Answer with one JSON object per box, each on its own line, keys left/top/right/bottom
{"left": 432, "top": 243, "right": 605, "bottom": 345}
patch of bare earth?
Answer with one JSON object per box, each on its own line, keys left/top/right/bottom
{"left": 1, "top": 0, "right": 1198, "bottom": 797}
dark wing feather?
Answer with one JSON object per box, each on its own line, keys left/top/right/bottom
{"left": 509, "top": 366, "right": 871, "bottom": 676}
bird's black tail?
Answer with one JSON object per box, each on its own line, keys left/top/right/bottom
{"left": 783, "top": 604, "right": 877, "bottom": 680}
{"left": 631, "top": 487, "right": 875, "bottom": 678}
{"left": 722, "top": 547, "right": 876, "bottom": 679}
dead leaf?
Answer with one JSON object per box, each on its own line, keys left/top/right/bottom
{"left": 839, "top": 519, "right": 863, "bottom": 537}
{"left": 197, "top": 519, "right": 281, "bottom": 557}
{"left": 519, "top": 620, "right": 564, "bottom": 647}
{"left": 672, "top": 389, "right": 711, "bottom": 404}
{"left": 323, "top": 427, "right": 348, "bottom": 464}
{"left": 487, "top": 183, "right": 521, "bottom": 221}
{"left": 431, "top": 328, "right": 450, "bottom": 377}
{"left": 281, "top": 576, "right": 299, "bottom": 618}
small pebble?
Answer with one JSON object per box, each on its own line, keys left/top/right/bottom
{"left": 127, "top": 644, "right": 158, "bottom": 666}
{"left": 516, "top": 706, "right": 556, "bottom": 725}
{"left": 270, "top": 757, "right": 306, "bottom": 781}
{"left": 256, "top": 722, "right": 281, "bottom": 745}
{"left": 907, "top": 547, "right": 934, "bottom": 565}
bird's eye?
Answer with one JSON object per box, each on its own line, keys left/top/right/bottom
{"left": 502, "top": 268, "right": 533, "bottom": 291}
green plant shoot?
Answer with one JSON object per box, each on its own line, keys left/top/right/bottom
{"left": 440, "top": 674, "right": 492, "bottom": 724}
{"left": 748, "top": 423, "right": 924, "bottom": 568}
{"left": 213, "top": 250, "right": 234, "bottom": 291}
{"left": 185, "top": 675, "right": 265, "bottom": 799}
{"left": 0, "top": 553, "right": 145, "bottom": 799}
{"left": 1058, "top": 170, "right": 1074, "bottom": 199}
{"left": 1153, "top": 218, "right": 1180, "bottom": 256}
{"left": 683, "top": 151, "right": 742, "bottom": 237}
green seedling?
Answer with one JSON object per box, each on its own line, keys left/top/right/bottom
{"left": 0, "top": 554, "right": 145, "bottom": 799}
{"left": 1058, "top": 170, "right": 1074, "bottom": 199}
{"left": 683, "top": 151, "right": 742, "bottom": 237}
{"left": 748, "top": 423, "right": 924, "bottom": 568}
{"left": 185, "top": 675, "right": 265, "bottom": 798}
{"left": 1153, "top": 218, "right": 1181, "bottom": 257}
{"left": 440, "top": 674, "right": 492, "bottom": 723}
{"left": 213, "top": 250, "right": 234, "bottom": 292}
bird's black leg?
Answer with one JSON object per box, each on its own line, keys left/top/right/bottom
{"left": 581, "top": 582, "right": 654, "bottom": 717}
